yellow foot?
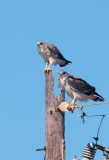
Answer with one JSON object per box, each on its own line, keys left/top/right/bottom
{"left": 68, "top": 102, "right": 76, "bottom": 112}
{"left": 43, "top": 68, "right": 51, "bottom": 73}
{"left": 69, "top": 101, "right": 76, "bottom": 107}
{"left": 69, "top": 102, "right": 76, "bottom": 106}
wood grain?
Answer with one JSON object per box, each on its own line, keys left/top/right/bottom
{"left": 45, "top": 71, "right": 65, "bottom": 160}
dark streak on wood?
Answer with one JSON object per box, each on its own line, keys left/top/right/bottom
{"left": 45, "top": 71, "right": 65, "bottom": 160}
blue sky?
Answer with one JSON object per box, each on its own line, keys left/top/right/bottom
{"left": 0, "top": 1, "right": 109, "bottom": 160}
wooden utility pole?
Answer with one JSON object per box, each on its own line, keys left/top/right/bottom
{"left": 45, "top": 71, "right": 65, "bottom": 160}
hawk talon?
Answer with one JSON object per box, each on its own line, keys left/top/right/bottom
{"left": 68, "top": 99, "right": 77, "bottom": 111}
{"left": 69, "top": 102, "right": 76, "bottom": 107}
{"left": 44, "top": 68, "right": 51, "bottom": 73}
{"left": 43, "top": 69, "right": 47, "bottom": 73}
{"left": 67, "top": 106, "right": 74, "bottom": 112}
{"left": 69, "top": 100, "right": 76, "bottom": 107}
{"left": 47, "top": 68, "right": 51, "bottom": 72}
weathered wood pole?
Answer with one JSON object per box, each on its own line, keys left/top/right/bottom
{"left": 45, "top": 71, "right": 65, "bottom": 160}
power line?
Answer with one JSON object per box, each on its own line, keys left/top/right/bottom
{"left": 61, "top": 96, "right": 109, "bottom": 109}
{"left": 80, "top": 101, "right": 109, "bottom": 108}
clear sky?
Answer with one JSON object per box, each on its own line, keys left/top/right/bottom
{"left": 0, "top": 1, "right": 109, "bottom": 160}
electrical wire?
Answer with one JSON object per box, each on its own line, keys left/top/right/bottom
{"left": 81, "top": 101, "right": 109, "bottom": 108}
{"left": 77, "top": 107, "right": 106, "bottom": 144}
{"left": 61, "top": 96, "right": 109, "bottom": 109}
{"left": 61, "top": 96, "right": 106, "bottom": 144}
{"left": 96, "top": 115, "right": 105, "bottom": 143}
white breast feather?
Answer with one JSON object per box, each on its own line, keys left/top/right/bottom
{"left": 48, "top": 57, "right": 57, "bottom": 65}
{"left": 48, "top": 57, "right": 66, "bottom": 65}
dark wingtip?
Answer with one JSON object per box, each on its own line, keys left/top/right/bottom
{"left": 68, "top": 61, "right": 72, "bottom": 63}
{"left": 94, "top": 97, "right": 104, "bottom": 102}
{"left": 99, "top": 97, "right": 104, "bottom": 102}
{"left": 101, "top": 96, "right": 104, "bottom": 101}
{"left": 94, "top": 92, "right": 104, "bottom": 102}
{"left": 59, "top": 60, "right": 72, "bottom": 67}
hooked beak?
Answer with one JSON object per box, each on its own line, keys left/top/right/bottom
{"left": 37, "top": 42, "right": 41, "bottom": 46}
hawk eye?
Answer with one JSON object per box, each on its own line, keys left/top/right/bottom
{"left": 40, "top": 42, "right": 43, "bottom": 45}
{"left": 37, "top": 42, "right": 43, "bottom": 46}
{"left": 63, "top": 72, "right": 66, "bottom": 74}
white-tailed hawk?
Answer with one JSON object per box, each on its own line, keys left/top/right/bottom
{"left": 37, "top": 41, "right": 72, "bottom": 73}
{"left": 58, "top": 70, "right": 104, "bottom": 106}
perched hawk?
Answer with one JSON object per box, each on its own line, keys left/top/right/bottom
{"left": 37, "top": 41, "right": 72, "bottom": 73}
{"left": 58, "top": 70, "right": 104, "bottom": 106}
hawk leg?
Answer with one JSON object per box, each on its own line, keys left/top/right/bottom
{"left": 68, "top": 99, "right": 77, "bottom": 112}
{"left": 69, "top": 99, "right": 76, "bottom": 107}
{"left": 44, "top": 64, "right": 51, "bottom": 73}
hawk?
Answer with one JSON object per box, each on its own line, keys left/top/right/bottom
{"left": 37, "top": 41, "right": 72, "bottom": 73}
{"left": 58, "top": 70, "right": 104, "bottom": 106}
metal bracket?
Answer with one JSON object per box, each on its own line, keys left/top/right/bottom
{"left": 36, "top": 146, "right": 46, "bottom": 151}
{"left": 103, "top": 152, "right": 109, "bottom": 160}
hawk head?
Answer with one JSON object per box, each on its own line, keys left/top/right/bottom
{"left": 37, "top": 41, "right": 44, "bottom": 46}
{"left": 58, "top": 70, "right": 69, "bottom": 78}
{"left": 58, "top": 70, "right": 69, "bottom": 88}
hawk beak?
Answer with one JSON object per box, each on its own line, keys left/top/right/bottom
{"left": 37, "top": 42, "right": 40, "bottom": 46}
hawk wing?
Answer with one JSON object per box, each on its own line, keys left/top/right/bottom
{"left": 65, "top": 75, "right": 95, "bottom": 95}
{"left": 46, "top": 44, "right": 66, "bottom": 60}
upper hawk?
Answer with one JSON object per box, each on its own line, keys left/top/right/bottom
{"left": 37, "top": 41, "right": 72, "bottom": 73}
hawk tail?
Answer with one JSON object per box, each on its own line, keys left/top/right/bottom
{"left": 59, "top": 59, "right": 72, "bottom": 67}
{"left": 93, "top": 92, "right": 104, "bottom": 102}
